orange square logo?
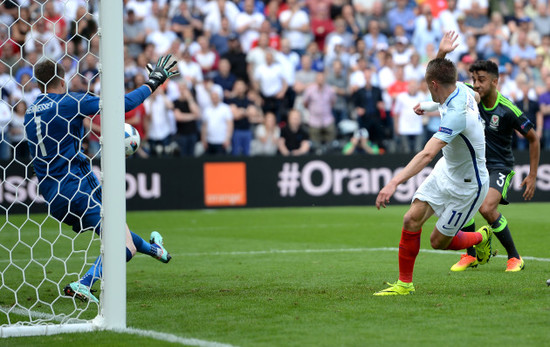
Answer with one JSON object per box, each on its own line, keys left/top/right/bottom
{"left": 204, "top": 162, "right": 247, "bottom": 206}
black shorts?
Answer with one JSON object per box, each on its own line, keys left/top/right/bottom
{"left": 488, "top": 167, "right": 515, "bottom": 205}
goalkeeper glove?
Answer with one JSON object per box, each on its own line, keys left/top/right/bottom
{"left": 145, "top": 55, "right": 179, "bottom": 92}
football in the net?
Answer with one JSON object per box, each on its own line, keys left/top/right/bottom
{"left": 124, "top": 123, "right": 140, "bottom": 157}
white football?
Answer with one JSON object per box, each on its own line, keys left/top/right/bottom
{"left": 124, "top": 123, "right": 140, "bottom": 157}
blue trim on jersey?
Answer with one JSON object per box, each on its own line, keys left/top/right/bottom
{"left": 457, "top": 133, "right": 482, "bottom": 231}
{"left": 439, "top": 126, "right": 453, "bottom": 135}
{"left": 446, "top": 87, "right": 460, "bottom": 106}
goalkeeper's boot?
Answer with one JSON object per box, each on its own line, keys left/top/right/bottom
{"left": 474, "top": 226, "right": 493, "bottom": 265}
{"left": 64, "top": 282, "right": 99, "bottom": 303}
{"left": 450, "top": 254, "right": 479, "bottom": 272}
{"left": 373, "top": 280, "right": 415, "bottom": 296}
{"left": 505, "top": 257, "right": 524, "bottom": 272}
{"left": 150, "top": 231, "right": 172, "bottom": 263}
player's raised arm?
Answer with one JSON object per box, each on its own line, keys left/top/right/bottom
{"left": 436, "top": 31, "right": 459, "bottom": 59}
{"left": 122, "top": 55, "right": 180, "bottom": 112}
{"left": 413, "top": 101, "right": 439, "bottom": 115}
{"left": 79, "top": 55, "right": 180, "bottom": 115}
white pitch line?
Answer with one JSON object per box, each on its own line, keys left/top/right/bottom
{"left": 120, "top": 328, "right": 236, "bottom": 347}
{"left": 3, "top": 247, "right": 550, "bottom": 264}
{"left": 177, "top": 247, "right": 550, "bottom": 262}
{"left": 1, "top": 307, "right": 236, "bottom": 347}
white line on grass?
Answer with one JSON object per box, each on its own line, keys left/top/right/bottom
{"left": 121, "top": 328, "right": 236, "bottom": 347}
{"left": 178, "top": 247, "right": 550, "bottom": 262}
{"left": 1, "top": 306, "right": 236, "bottom": 347}
{"left": 3, "top": 247, "right": 550, "bottom": 264}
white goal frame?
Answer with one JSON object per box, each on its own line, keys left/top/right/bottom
{"left": 0, "top": 0, "right": 126, "bottom": 337}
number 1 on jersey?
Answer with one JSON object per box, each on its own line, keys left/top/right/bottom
{"left": 34, "top": 116, "right": 48, "bottom": 156}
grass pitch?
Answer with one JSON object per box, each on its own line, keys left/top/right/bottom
{"left": 2, "top": 203, "right": 550, "bottom": 346}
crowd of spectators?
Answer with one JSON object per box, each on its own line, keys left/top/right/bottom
{"left": 1, "top": 0, "right": 550, "bottom": 160}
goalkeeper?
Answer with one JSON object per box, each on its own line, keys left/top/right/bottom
{"left": 25, "top": 56, "right": 178, "bottom": 303}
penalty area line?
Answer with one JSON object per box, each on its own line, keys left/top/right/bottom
{"left": 177, "top": 247, "right": 550, "bottom": 262}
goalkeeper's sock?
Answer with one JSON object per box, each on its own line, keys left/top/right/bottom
{"left": 130, "top": 231, "right": 160, "bottom": 258}
{"left": 491, "top": 214, "right": 519, "bottom": 259}
{"left": 79, "top": 256, "right": 102, "bottom": 287}
{"left": 78, "top": 246, "right": 135, "bottom": 287}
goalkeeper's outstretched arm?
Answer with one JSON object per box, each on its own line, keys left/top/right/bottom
{"left": 79, "top": 55, "right": 179, "bottom": 115}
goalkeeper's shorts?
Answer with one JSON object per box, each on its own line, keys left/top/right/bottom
{"left": 43, "top": 172, "right": 103, "bottom": 235}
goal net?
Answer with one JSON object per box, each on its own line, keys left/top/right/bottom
{"left": 0, "top": 0, "right": 126, "bottom": 337}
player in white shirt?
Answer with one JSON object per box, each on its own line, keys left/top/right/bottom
{"left": 374, "top": 57, "right": 491, "bottom": 296}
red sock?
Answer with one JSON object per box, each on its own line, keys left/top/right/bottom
{"left": 445, "top": 231, "right": 482, "bottom": 250}
{"left": 398, "top": 228, "right": 421, "bottom": 283}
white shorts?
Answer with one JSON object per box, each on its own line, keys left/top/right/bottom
{"left": 413, "top": 167, "right": 489, "bottom": 237}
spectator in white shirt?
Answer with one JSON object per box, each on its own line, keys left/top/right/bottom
{"left": 11, "top": 73, "right": 40, "bottom": 108}
{"left": 24, "top": 18, "right": 63, "bottom": 61}
{"left": 143, "top": 1, "right": 161, "bottom": 35}
{"left": 438, "top": 0, "right": 460, "bottom": 33}
{"left": 0, "top": 99, "right": 11, "bottom": 161}
{"left": 126, "top": 0, "right": 153, "bottom": 20}
{"left": 235, "top": 0, "right": 265, "bottom": 53}
{"left": 9, "top": 101, "right": 29, "bottom": 161}
{"left": 0, "top": 63, "right": 18, "bottom": 103}
{"left": 457, "top": 0, "right": 488, "bottom": 16}
{"left": 325, "top": 17, "right": 355, "bottom": 56}
{"left": 203, "top": 0, "right": 240, "bottom": 34}
{"left": 279, "top": 0, "right": 311, "bottom": 54}
{"left": 145, "top": 87, "right": 175, "bottom": 157}
{"left": 392, "top": 36, "right": 414, "bottom": 66}
{"left": 193, "top": 35, "right": 220, "bottom": 79}
{"left": 178, "top": 49, "right": 204, "bottom": 88}
{"left": 412, "top": 5, "right": 441, "bottom": 57}
{"left": 201, "top": 90, "right": 233, "bottom": 155}
{"left": 404, "top": 51, "right": 425, "bottom": 82}
{"left": 277, "top": 38, "right": 300, "bottom": 86}
{"left": 393, "top": 79, "right": 424, "bottom": 154}
{"left": 195, "top": 79, "right": 224, "bottom": 110}
{"left": 348, "top": 56, "right": 368, "bottom": 94}
{"left": 246, "top": 32, "right": 271, "bottom": 78}
{"left": 146, "top": 17, "right": 178, "bottom": 56}
{"left": 253, "top": 50, "right": 287, "bottom": 121}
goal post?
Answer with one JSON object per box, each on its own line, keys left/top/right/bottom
{"left": 98, "top": 0, "right": 127, "bottom": 330}
{"left": 0, "top": 0, "right": 127, "bottom": 337}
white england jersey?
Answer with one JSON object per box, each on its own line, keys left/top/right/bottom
{"left": 433, "top": 82, "right": 489, "bottom": 186}
{"left": 413, "top": 82, "right": 489, "bottom": 235}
